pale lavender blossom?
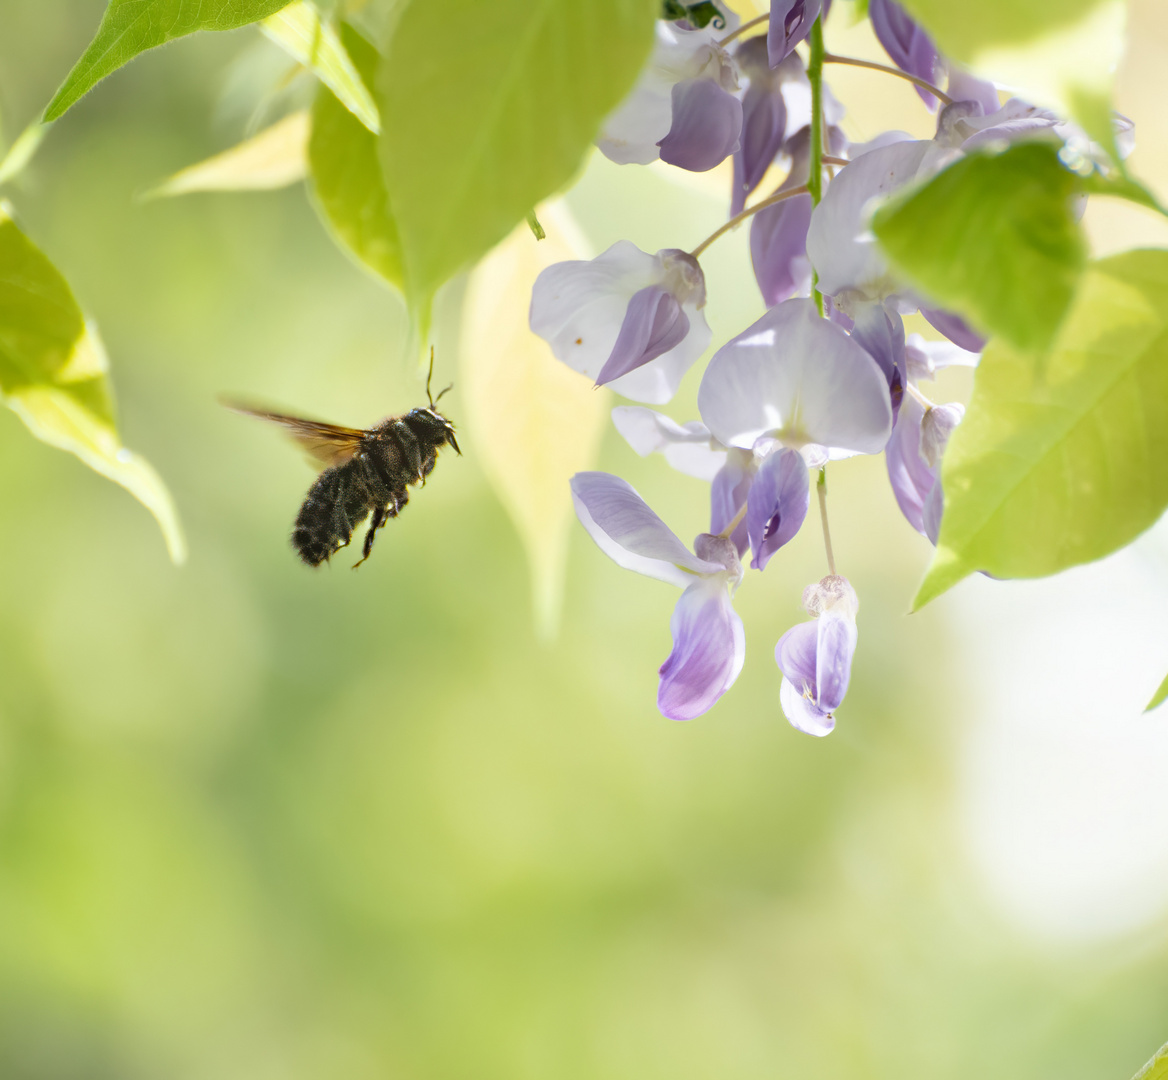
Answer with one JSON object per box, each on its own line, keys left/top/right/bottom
{"left": 698, "top": 298, "right": 893, "bottom": 462}
{"left": 571, "top": 471, "right": 745, "bottom": 721}
{"left": 776, "top": 575, "right": 858, "bottom": 736}
{"left": 530, "top": 242, "right": 711, "bottom": 404}
{"left": 598, "top": 9, "right": 741, "bottom": 170}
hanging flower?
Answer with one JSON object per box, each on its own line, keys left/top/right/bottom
{"left": 571, "top": 471, "right": 745, "bottom": 720}
{"left": 530, "top": 242, "right": 711, "bottom": 404}
{"left": 775, "top": 575, "right": 859, "bottom": 736}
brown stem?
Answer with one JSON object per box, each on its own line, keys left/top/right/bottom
{"left": 690, "top": 183, "right": 810, "bottom": 259}
{"left": 823, "top": 52, "right": 953, "bottom": 107}
{"left": 718, "top": 12, "right": 769, "bottom": 47}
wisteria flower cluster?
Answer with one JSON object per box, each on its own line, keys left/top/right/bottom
{"left": 529, "top": 0, "right": 1129, "bottom": 731}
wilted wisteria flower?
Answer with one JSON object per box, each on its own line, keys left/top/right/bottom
{"left": 530, "top": 242, "right": 711, "bottom": 403}
{"left": 598, "top": 5, "right": 742, "bottom": 171}
{"left": 775, "top": 575, "right": 858, "bottom": 736}
{"left": 570, "top": 471, "right": 744, "bottom": 721}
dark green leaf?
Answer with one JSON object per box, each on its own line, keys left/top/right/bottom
{"left": 873, "top": 142, "right": 1086, "bottom": 353}
{"left": 44, "top": 0, "right": 293, "bottom": 122}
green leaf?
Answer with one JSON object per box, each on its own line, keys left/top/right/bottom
{"left": 894, "top": 0, "right": 1125, "bottom": 154}
{"left": 0, "top": 205, "right": 185, "bottom": 563}
{"left": 1080, "top": 171, "right": 1168, "bottom": 219}
{"left": 873, "top": 142, "right": 1086, "bottom": 354}
{"left": 44, "top": 0, "right": 293, "bottom": 123}
{"left": 1147, "top": 674, "right": 1168, "bottom": 714}
{"left": 459, "top": 200, "right": 609, "bottom": 639}
{"left": 260, "top": 1, "right": 380, "bottom": 134}
{"left": 1132, "top": 1039, "right": 1168, "bottom": 1080}
{"left": 914, "top": 249, "right": 1168, "bottom": 608}
{"left": 307, "top": 25, "right": 403, "bottom": 288}
{"left": 376, "top": 0, "right": 658, "bottom": 313}
{"left": 143, "top": 110, "right": 309, "bottom": 198}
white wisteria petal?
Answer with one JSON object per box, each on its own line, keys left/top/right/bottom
{"left": 806, "top": 139, "right": 957, "bottom": 299}
{"left": 697, "top": 299, "right": 892, "bottom": 455}
{"left": 611, "top": 406, "right": 725, "bottom": 481}
{"left": 904, "top": 332, "right": 981, "bottom": 382}
{"left": 571, "top": 472, "right": 721, "bottom": 587}
{"left": 780, "top": 676, "right": 835, "bottom": 737}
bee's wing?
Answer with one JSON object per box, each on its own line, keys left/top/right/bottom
{"left": 221, "top": 399, "right": 367, "bottom": 468}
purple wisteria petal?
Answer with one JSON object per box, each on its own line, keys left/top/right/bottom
{"left": 571, "top": 472, "right": 723, "bottom": 586}
{"left": 806, "top": 139, "right": 957, "bottom": 299}
{"left": 848, "top": 299, "right": 906, "bottom": 418}
{"left": 710, "top": 448, "right": 755, "bottom": 556}
{"left": 776, "top": 619, "right": 818, "bottom": 689}
{"left": 920, "top": 306, "right": 987, "bottom": 353}
{"left": 919, "top": 402, "right": 964, "bottom": 469}
{"left": 884, "top": 394, "right": 935, "bottom": 536}
{"left": 768, "top": 0, "right": 821, "bottom": 66}
{"left": 780, "top": 677, "right": 835, "bottom": 736}
{"left": 815, "top": 609, "right": 857, "bottom": 712}
{"left": 658, "top": 578, "right": 746, "bottom": 721}
{"left": 746, "top": 448, "right": 810, "bottom": 570}
{"left": 658, "top": 77, "right": 744, "bottom": 172}
{"left": 698, "top": 299, "right": 893, "bottom": 455}
{"left": 733, "top": 82, "right": 788, "bottom": 215}
{"left": 946, "top": 68, "right": 1000, "bottom": 116}
{"left": 922, "top": 476, "right": 943, "bottom": 545}
{"left": 750, "top": 190, "right": 813, "bottom": 306}
{"left": 868, "top": 0, "right": 938, "bottom": 108}
{"left": 596, "top": 286, "right": 690, "bottom": 386}
{"left": 611, "top": 406, "right": 725, "bottom": 481}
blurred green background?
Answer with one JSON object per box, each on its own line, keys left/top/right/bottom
{"left": 1, "top": 2, "right": 1168, "bottom": 1078}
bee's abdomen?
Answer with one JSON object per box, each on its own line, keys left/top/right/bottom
{"left": 292, "top": 460, "right": 383, "bottom": 567}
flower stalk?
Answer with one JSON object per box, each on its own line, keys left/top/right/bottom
{"left": 817, "top": 466, "right": 836, "bottom": 576}
{"left": 807, "top": 15, "right": 826, "bottom": 314}
{"left": 690, "top": 183, "right": 810, "bottom": 259}
{"left": 823, "top": 52, "right": 953, "bottom": 106}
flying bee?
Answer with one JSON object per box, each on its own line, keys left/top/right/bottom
{"left": 223, "top": 354, "right": 460, "bottom": 568}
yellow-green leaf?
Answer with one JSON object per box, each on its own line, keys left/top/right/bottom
{"left": 896, "top": 0, "right": 1125, "bottom": 155}
{"left": 307, "top": 24, "right": 402, "bottom": 287}
{"left": 915, "top": 250, "right": 1168, "bottom": 608}
{"left": 0, "top": 205, "right": 185, "bottom": 563}
{"left": 143, "top": 110, "right": 309, "bottom": 198}
{"left": 378, "top": 0, "right": 658, "bottom": 316}
{"left": 1132, "top": 1039, "right": 1168, "bottom": 1080}
{"left": 459, "top": 200, "right": 609, "bottom": 639}
{"left": 1147, "top": 674, "right": 1168, "bottom": 714}
{"left": 44, "top": 0, "right": 293, "bottom": 123}
{"left": 261, "top": 1, "right": 379, "bottom": 134}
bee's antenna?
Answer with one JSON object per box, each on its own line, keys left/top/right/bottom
{"left": 426, "top": 346, "right": 436, "bottom": 409}
{"left": 435, "top": 382, "right": 453, "bottom": 404}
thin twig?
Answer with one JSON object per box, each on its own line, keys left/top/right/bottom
{"left": 718, "top": 12, "right": 769, "bottom": 47}
{"left": 719, "top": 499, "right": 750, "bottom": 540}
{"left": 690, "top": 183, "right": 810, "bottom": 259}
{"left": 823, "top": 52, "right": 953, "bottom": 106}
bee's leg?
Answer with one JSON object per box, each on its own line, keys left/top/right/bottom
{"left": 351, "top": 504, "right": 388, "bottom": 570}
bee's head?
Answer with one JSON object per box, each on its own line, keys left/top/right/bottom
{"left": 407, "top": 407, "right": 460, "bottom": 455}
